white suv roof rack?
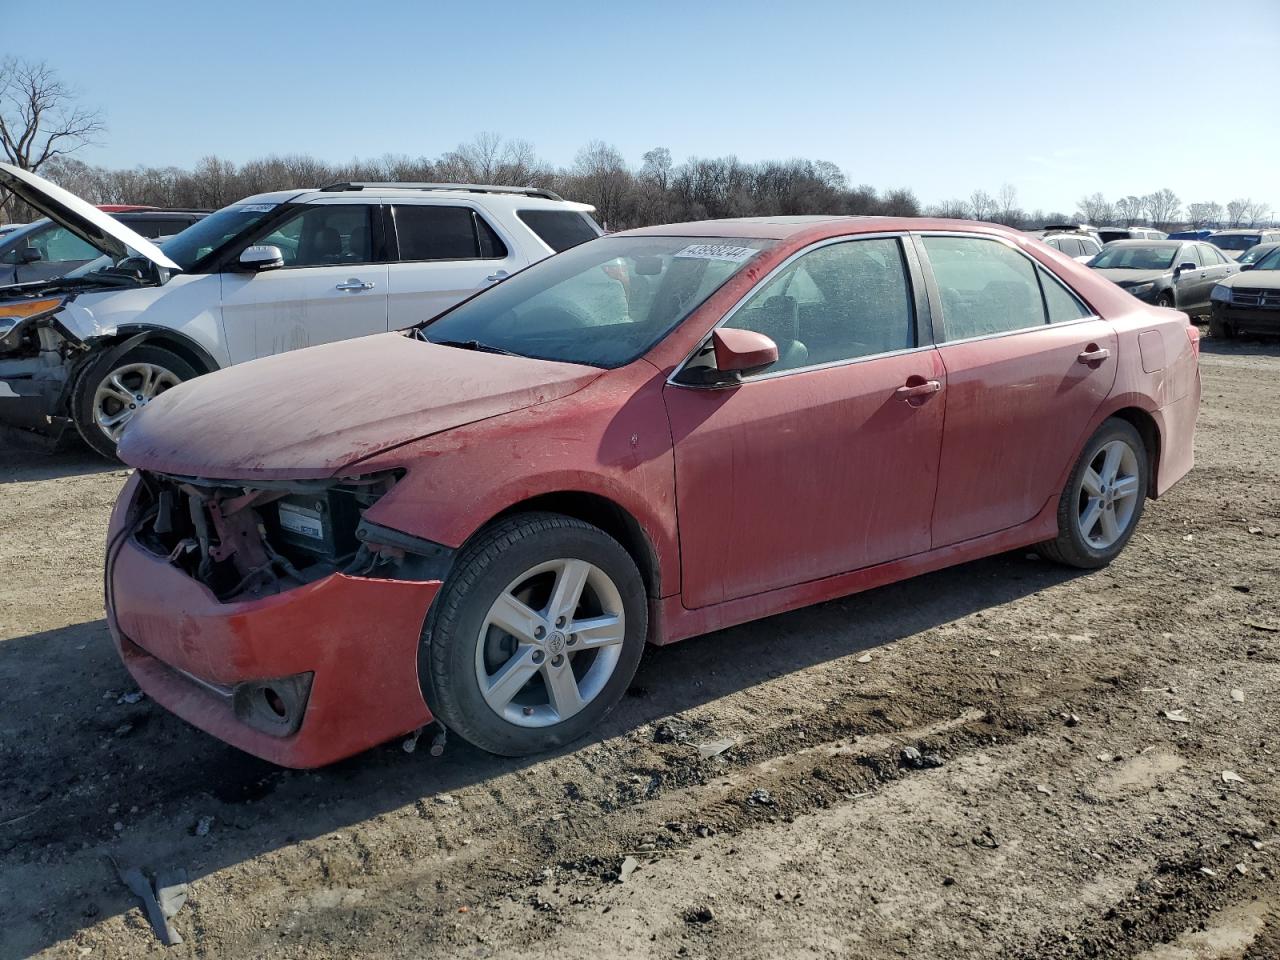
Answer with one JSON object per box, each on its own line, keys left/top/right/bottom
{"left": 318, "top": 181, "right": 564, "bottom": 202}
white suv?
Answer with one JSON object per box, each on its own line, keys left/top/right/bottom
{"left": 0, "top": 163, "right": 600, "bottom": 457}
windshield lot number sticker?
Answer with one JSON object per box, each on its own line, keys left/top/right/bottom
{"left": 673, "top": 243, "right": 758, "bottom": 263}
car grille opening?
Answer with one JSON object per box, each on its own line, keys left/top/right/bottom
{"left": 131, "top": 470, "right": 400, "bottom": 601}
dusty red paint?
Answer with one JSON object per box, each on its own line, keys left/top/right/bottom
{"left": 108, "top": 216, "right": 1201, "bottom": 766}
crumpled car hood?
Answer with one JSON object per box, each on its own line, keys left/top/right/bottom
{"left": 118, "top": 333, "right": 602, "bottom": 479}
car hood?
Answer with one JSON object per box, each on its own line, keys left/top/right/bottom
{"left": 0, "top": 162, "right": 176, "bottom": 271}
{"left": 1219, "top": 270, "right": 1280, "bottom": 290}
{"left": 117, "top": 333, "right": 602, "bottom": 479}
{"left": 1092, "top": 268, "right": 1170, "bottom": 285}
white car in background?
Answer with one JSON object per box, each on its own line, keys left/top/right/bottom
{"left": 0, "top": 163, "right": 600, "bottom": 457}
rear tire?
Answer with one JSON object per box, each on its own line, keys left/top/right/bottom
{"left": 70, "top": 344, "right": 196, "bottom": 460}
{"left": 1155, "top": 292, "right": 1175, "bottom": 309}
{"left": 423, "top": 512, "right": 648, "bottom": 757}
{"left": 1036, "top": 418, "right": 1149, "bottom": 569}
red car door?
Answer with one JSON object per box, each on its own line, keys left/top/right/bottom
{"left": 918, "top": 234, "right": 1118, "bottom": 547}
{"left": 663, "top": 235, "right": 947, "bottom": 609}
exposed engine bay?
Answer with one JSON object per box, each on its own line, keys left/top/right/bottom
{"left": 124, "top": 470, "right": 452, "bottom": 602}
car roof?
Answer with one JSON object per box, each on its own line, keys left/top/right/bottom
{"left": 233, "top": 186, "right": 594, "bottom": 213}
{"left": 1101, "top": 238, "right": 1186, "bottom": 247}
{"left": 1214, "top": 229, "right": 1270, "bottom": 236}
{"left": 617, "top": 216, "right": 1044, "bottom": 242}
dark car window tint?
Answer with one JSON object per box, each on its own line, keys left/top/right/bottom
{"left": 1039, "top": 269, "right": 1091, "bottom": 323}
{"left": 393, "top": 205, "right": 492, "bottom": 261}
{"left": 725, "top": 238, "right": 914, "bottom": 372}
{"left": 261, "top": 204, "right": 374, "bottom": 268}
{"left": 476, "top": 214, "right": 509, "bottom": 259}
{"left": 517, "top": 210, "right": 600, "bottom": 252}
{"left": 922, "top": 236, "right": 1046, "bottom": 339}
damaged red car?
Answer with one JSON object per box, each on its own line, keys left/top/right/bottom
{"left": 105, "top": 217, "right": 1201, "bottom": 767}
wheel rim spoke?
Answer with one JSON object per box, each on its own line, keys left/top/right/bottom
{"left": 546, "top": 558, "right": 590, "bottom": 623}
{"left": 487, "top": 592, "right": 543, "bottom": 644}
{"left": 1112, "top": 475, "right": 1140, "bottom": 501}
{"left": 1101, "top": 442, "right": 1124, "bottom": 483}
{"left": 1079, "top": 498, "right": 1103, "bottom": 538}
{"left": 571, "top": 614, "right": 625, "bottom": 649}
{"left": 482, "top": 647, "right": 539, "bottom": 711}
{"left": 1099, "top": 505, "right": 1120, "bottom": 543}
{"left": 1081, "top": 466, "right": 1104, "bottom": 497}
{"left": 543, "top": 660, "right": 586, "bottom": 719}
{"left": 98, "top": 408, "right": 133, "bottom": 431}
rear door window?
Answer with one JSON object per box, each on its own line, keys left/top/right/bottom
{"left": 517, "top": 210, "right": 600, "bottom": 252}
{"left": 922, "top": 236, "right": 1047, "bottom": 339}
{"left": 392, "top": 205, "right": 507, "bottom": 261}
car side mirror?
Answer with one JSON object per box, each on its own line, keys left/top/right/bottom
{"left": 18, "top": 246, "right": 41, "bottom": 264}
{"left": 712, "top": 328, "right": 778, "bottom": 377}
{"left": 238, "top": 244, "right": 284, "bottom": 272}
{"left": 1175, "top": 261, "right": 1197, "bottom": 274}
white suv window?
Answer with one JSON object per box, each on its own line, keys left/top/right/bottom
{"left": 391, "top": 205, "right": 508, "bottom": 262}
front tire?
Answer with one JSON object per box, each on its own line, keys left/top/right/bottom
{"left": 423, "top": 512, "right": 648, "bottom": 757}
{"left": 1155, "top": 292, "right": 1175, "bottom": 309}
{"left": 1037, "top": 418, "right": 1148, "bottom": 569}
{"left": 71, "top": 344, "right": 196, "bottom": 460}
{"left": 1208, "top": 313, "right": 1235, "bottom": 339}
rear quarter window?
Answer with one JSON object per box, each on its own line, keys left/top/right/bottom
{"left": 517, "top": 210, "right": 600, "bottom": 252}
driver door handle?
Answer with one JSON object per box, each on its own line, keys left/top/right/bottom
{"left": 1077, "top": 345, "right": 1110, "bottom": 364}
{"left": 485, "top": 270, "right": 509, "bottom": 283}
{"left": 336, "top": 279, "right": 375, "bottom": 291}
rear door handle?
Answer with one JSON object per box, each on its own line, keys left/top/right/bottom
{"left": 1077, "top": 345, "right": 1110, "bottom": 364}
{"left": 485, "top": 270, "right": 510, "bottom": 283}
{"left": 894, "top": 379, "right": 941, "bottom": 401}
{"left": 336, "top": 279, "right": 375, "bottom": 291}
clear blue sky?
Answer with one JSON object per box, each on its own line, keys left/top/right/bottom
{"left": 11, "top": 0, "right": 1280, "bottom": 214}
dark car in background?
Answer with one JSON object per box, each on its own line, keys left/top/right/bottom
{"left": 0, "top": 208, "right": 208, "bottom": 284}
{"left": 1238, "top": 241, "right": 1280, "bottom": 270}
{"left": 1098, "top": 226, "right": 1168, "bottom": 244}
{"left": 1208, "top": 229, "right": 1280, "bottom": 261}
{"left": 1167, "top": 229, "right": 1214, "bottom": 241}
{"left": 1088, "top": 239, "right": 1237, "bottom": 315}
{"left": 1209, "top": 244, "right": 1280, "bottom": 338}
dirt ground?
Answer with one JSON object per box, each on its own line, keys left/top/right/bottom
{"left": 1, "top": 333, "right": 1278, "bottom": 960}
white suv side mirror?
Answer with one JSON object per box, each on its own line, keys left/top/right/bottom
{"left": 239, "top": 245, "right": 284, "bottom": 272}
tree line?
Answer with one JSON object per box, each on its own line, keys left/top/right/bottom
{"left": 2, "top": 58, "right": 1274, "bottom": 232}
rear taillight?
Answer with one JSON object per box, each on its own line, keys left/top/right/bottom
{"left": 1186, "top": 323, "right": 1200, "bottom": 359}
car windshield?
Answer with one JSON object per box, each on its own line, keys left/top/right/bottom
{"left": 159, "top": 202, "right": 280, "bottom": 271}
{"left": 1089, "top": 245, "right": 1177, "bottom": 270}
{"left": 1210, "top": 234, "right": 1260, "bottom": 252}
{"left": 421, "top": 235, "right": 775, "bottom": 367}
{"left": 1238, "top": 243, "right": 1277, "bottom": 265}
{"left": 1249, "top": 247, "right": 1280, "bottom": 271}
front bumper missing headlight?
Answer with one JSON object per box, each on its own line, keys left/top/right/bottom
{"left": 107, "top": 473, "right": 442, "bottom": 767}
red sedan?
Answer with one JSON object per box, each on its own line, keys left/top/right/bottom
{"left": 105, "top": 217, "right": 1200, "bottom": 766}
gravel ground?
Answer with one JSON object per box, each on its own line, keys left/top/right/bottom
{"left": 0, "top": 333, "right": 1277, "bottom": 960}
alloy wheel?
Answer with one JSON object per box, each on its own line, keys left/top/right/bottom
{"left": 474, "top": 558, "right": 626, "bottom": 728}
{"left": 1075, "top": 439, "right": 1141, "bottom": 549}
{"left": 92, "top": 362, "right": 181, "bottom": 441}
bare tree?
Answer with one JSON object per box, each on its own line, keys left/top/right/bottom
{"left": 968, "top": 189, "right": 996, "bottom": 222}
{"left": 994, "top": 183, "right": 1024, "bottom": 227}
{"left": 1186, "top": 201, "right": 1223, "bottom": 229}
{"left": 1077, "top": 192, "right": 1114, "bottom": 226}
{"left": 1244, "top": 200, "right": 1273, "bottom": 227}
{"left": 930, "top": 198, "right": 972, "bottom": 219}
{"left": 1226, "top": 199, "right": 1249, "bottom": 228}
{"left": 0, "top": 57, "right": 104, "bottom": 173}
{"left": 1114, "top": 196, "right": 1144, "bottom": 226}
{"left": 639, "top": 147, "right": 672, "bottom": 190}
{"left": 1143, "top": 188, "right": 1180, "bottom": 229}
{"left": 566, "top": 140, "right": 633, "bottom": 229}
